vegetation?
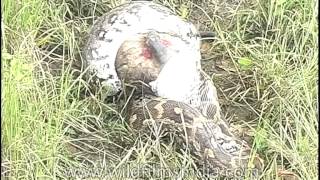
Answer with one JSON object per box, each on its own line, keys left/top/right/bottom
{"left": 2, "top": 0, "right": 318, "bottom": 179}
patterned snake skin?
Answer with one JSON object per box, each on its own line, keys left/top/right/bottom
{"left": 84, "top": 1, "right": 201, "bottom": 95}
{"left": 129, "top": 97, "right": 263, "bottom": 174}
{"left": 85, "top": 0, "right": 264, "bottom": 176}
{"left": 114, "top": 34, "right": 263, "bottom": 175}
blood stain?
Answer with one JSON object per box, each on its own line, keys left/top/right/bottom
{"left": 142, "top": 47, "right": 152, "bottom": 59}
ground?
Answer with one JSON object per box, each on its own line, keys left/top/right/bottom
{"left": 2, "top": 0, "right": 318, "bottom": 179}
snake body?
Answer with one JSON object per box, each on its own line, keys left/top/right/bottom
{"left": 129, "top": 97, "right": 256, "bottom": 169}
{"left": 84, "top": 1, "right": 201, "bottom": 95}
{"left": 85, "top": 0, "right": 264, "bottom": 176}
{"left": 114, "top": 35, "right": 263, "bottom": 174}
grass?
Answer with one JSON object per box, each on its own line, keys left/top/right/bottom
{"left": 1, "top": 0, "right": 318, "bottom": 179}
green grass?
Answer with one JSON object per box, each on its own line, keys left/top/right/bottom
{"left": 2, "top": 0, "right": 318, "bottom": 179}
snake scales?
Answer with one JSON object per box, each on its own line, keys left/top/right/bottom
{"left": 114, "top": 35, "right": 263, "bottom": 175}
{"left": 84, "top": 0, "right": 264, "bottom": 176}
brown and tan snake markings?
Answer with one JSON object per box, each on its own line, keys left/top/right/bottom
{"left": 113, "top": 34, "right": 263, "bottom": 177}
{"left": 84, "top": 1, "right": 201, "bottom": 95}
{"left": 84, "top": 0, "right": 264, "bottom": 178}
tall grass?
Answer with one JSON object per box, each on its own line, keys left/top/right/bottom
{"left": 217, "top": 0, "right": 318, "bottom": 179}
{"left": 2, "top": 0, "right": 318, "bottom": 179}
